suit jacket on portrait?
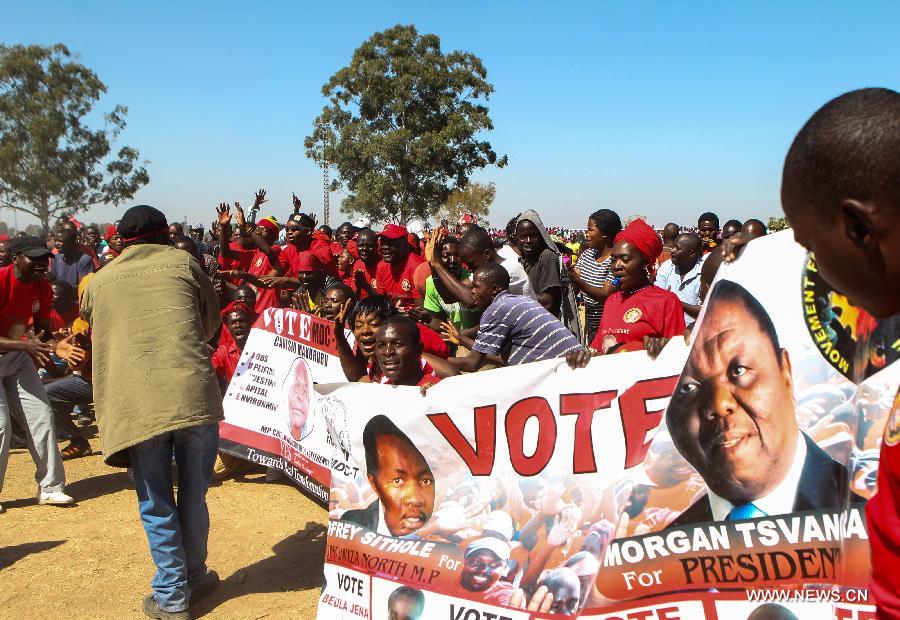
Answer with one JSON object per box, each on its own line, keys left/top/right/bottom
{"left": 340, "top": 500, "right": 379, "bottom": 532}
{"left": 669, "top": 433, "right": 861, "bottom": 528}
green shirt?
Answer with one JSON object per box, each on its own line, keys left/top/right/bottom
{"left": 423, "top": 271, "right": 480, "bottom": 329}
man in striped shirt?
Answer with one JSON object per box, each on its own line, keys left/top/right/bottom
{"left": 448, "top": 263, "right": 584, "bottom": 372}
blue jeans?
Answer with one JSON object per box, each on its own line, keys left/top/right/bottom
{"left": 129, "top": 423, "right": 218, "bottom": 612}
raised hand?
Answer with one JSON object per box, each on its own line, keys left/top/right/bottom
{"left": 292, "top": 192, "right": 302, "bottom": 214}
{"left": 526, "top": 586, "right": 554, "bottom": 613}
{"left": 234, "top": 202, "right": 247, "bottom": 229}
{"left": 216, "top": 203, "right": 233, "bottom": 226}
{"left": 253, "top": 188, "right": 268, "bottom": 209}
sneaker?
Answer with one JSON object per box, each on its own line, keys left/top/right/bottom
{"left": 142, "top": 594, "right": 190, "bottom": 620}
{"left": 190, "top": 570, "right": 220, "bottom": 603}
{"left": 37, "top": 490, "right": 75, "bottom": 506}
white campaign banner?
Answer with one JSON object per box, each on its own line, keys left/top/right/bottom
{"left": 219, "top": 308, "right": 352, "bottom": 505}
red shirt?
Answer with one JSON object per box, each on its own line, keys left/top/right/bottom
{"left": 350, "top": 259, "right": 379, "bottom": 299}
{"left": 50, "top": 304, "right": 80, "bottom": 332}
{"left": 248, "top": 247, "right": 281, "bottom": 313}
{"left": 367, "top": 358, "right": 441, "bottom": 386}
{"left": 591, "top": 285, "right": 686, "bottom": 353}
{"left": 211, "top": 340, "right": 242, "bottom": 383}
{"left": 867, "top": 390, "right": 900, "bottom": 618}
{"left": 418, "top": 323, "right": 448, "bottom": 359}
{"left": 0, "top": 265, "right": 52, "bottom": 338}
{"left": 219, "top": 240, "right": 256, "bottom": 280}
{"left": 278, "top": 239, "right": 339, "bottom": 279}
{"left": 374, "top": 253, "right": 424, "bottom": 311}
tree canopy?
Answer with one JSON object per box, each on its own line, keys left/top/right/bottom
{"left": 0, "top": 44, "right": 149, "bottom": 230}
{"left": 305, "top": 25, "right": 506, "bottom": 225}
{"left": 438, "top": 181, "right": 495, "bottom": 225}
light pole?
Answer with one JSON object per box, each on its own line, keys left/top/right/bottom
{"left": 322, "top": 161, "right": 330, "bottom": 226}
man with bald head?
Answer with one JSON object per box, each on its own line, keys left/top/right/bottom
{"left": 655, "top": 233, "right": 704, "bottom": 326}
{"left": 742, "top": 219, "right": 768, "bottom": 238}
{"left": 667, "top": 280, "right": 854, "bottom": 526}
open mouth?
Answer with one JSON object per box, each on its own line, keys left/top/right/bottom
{"left": 401, "top": 514, "right": 425, "bottom": 530}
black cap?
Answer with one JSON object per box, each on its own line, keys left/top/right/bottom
{"left": 11, "top": 235, "right": 52, "bottom": 258}
{"left": 117, "top": 205, "right": 168, "bottom": 241}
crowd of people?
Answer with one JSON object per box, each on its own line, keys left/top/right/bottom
{"left": 0, "top": 86, "right": 898, "bottom": 619}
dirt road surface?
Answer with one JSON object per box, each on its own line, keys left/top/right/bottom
{"left": 0, "top": 435, "right": 326, "bottom": 619}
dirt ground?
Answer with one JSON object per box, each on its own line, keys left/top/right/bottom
{"left": 0, "top": 433, "right": 327, "bottom": 619}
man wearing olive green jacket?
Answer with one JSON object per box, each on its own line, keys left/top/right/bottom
{"left": 81, "top": 205, "right": 223, "bottom": 620}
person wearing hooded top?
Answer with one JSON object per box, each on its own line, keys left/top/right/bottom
{"left": 590, "top": 218, "right": 686, "bottom": 354}
{"left": 515, "top": 210, "right": 582, "bottom": 341}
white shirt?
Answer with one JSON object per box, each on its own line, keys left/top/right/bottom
{"left": 655, "top": 258, "right": 703, "bottom": 326}
{"left": 497, "top": 245, "right": 536, "bottom": 300}
{"left": 706, "top": 430, "right": 808, "bottom": 521}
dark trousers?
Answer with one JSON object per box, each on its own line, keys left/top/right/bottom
{"left": 45, "top": 374, "right": 93, "bottom": 443}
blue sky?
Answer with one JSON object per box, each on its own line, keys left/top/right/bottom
{"left": 3, "top": 2, "right": 899, "bottom": 229}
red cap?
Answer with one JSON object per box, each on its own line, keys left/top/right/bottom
{"left": 379, "top": 224, "right": 408, "bottom": 240}
{"left": 221, "top": 300, "right": 257, "bottom": 320}
{"left": 295, "top": 252, "right": 323, "bottom": 272}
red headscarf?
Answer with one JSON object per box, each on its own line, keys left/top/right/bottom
{"left": 614, "top": 219, "right": 663, "bottom": 276}
{"left": 256, "top": 217, "right": 279, "bottom": 235}
{"left": 104, "top": 224, "right": 118, "bottom": 242}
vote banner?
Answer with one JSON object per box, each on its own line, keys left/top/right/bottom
{"left": 317, "top": 231, "right": 899, "bottom": 618}
{"left": 219, "top": 307, "right": 351, "bottom": 506}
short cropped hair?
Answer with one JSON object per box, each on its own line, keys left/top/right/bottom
{"left": 707, "top": 280, "right": 781, "bottom": 364}
{"left": 348, "top": 294, "right": 397, "bottom": 326}
{"left": 460, "top": 227, "right": 492, "bottom": 253}
{"left": 378, "top": 315, "right": 421, "bottom": 347}
{"left": 783, "top": 88, "right": 900, "bottom": 216}
{"left": 363, "top": 415, "right": 423, "bottom": 475}
{"left": 697, "top": 212, "right": 719, "bottom": 227}
{"left": 324, "top": 282, "right": 355, "bottom": 301}
{"left": 474, "top": 262, "right": 511, "bottom": 291}
{"left": 588, "top": 209, "right": 623, "bottom": 239}
{"left": 387, "top": 586, "right": 424, "bottom": 615}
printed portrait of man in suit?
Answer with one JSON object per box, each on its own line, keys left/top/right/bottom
{"left": 666, "top": 280, "right": 853, "bottom": 526}
{"left": 341, "top": 415, "right": 435, "bottom": 537}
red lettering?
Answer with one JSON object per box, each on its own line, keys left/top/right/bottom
{"left": 618, "top": 376, "right": 679, "bottom": 468}
{"left": 506, "top": 397, "right": 556, "bottom": 476}
{"left": 559, "top": 391, "right": 616, "bottom": 473}
{"left": 833, "top": 609, "right": 853, "bottom": 620}
{"left": 427, "top": 406, "right": 496, "bottom": 475}
{"left": 657, "top": 606, "right": 681, "bottom": 620}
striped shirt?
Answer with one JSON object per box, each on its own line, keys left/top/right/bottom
{"left": 473, "top": 292, "right": 583, "bottom": 365}
{"left": 576, "top": 248, "right": 614, "bottom": 340}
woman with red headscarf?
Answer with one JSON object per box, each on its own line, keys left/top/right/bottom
{"left": 590, "top": 219, "right": 685, "bottom": 354}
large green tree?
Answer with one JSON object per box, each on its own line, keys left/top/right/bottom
{"left": 0, "top": 44, "right": 149, "bottom": 231}
{"left": 438, "top": 181, "right": 495, "bottom": 225}
{"left": 305, "top": 25, "right": 506, "bottom": 225}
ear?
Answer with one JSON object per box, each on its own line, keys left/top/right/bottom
{"left": 840, "top": 199, "right": 878, "bottom": 253}
{"left": 779, "top": 348, "right": 794, "bottom": 397}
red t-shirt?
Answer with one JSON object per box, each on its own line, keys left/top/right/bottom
{"left": 350, "top": 259, "right": 379, "bottom": 299}
{"left": 374, "top": 253, "right": 424, "bottom": 311}
{"left": 50, "top": 304, "right": 80, "bottom": 332}
{"left": 211, "top": 340, "right": 242, "bottom": 383}
{"left": 278, "top": 239, "right": 339, "bottom": 279}
{"left": 867, "top": 390, "right": 900, "bottom": 618}
{"left": 248, "top": 247, "right": 281, "bottom": 313}
{"left": 0, "top": 265, "right": 52, "bottom": 338}
{"left": 591, "top": 285, "right": 686, "bottom": 353}
{"left": 219, "top": 241, "right": 256, "bottom": 273}
{"left": 418, "top": 323, "right": 448, "bottom": 359}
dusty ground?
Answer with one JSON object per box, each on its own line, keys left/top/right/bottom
{"left": 0, "top": 433, "right": 327, "bottom": 619}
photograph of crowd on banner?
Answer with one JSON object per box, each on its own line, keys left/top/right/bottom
{"left": 318, "top": 232, "right": 899, "bottom": 619}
